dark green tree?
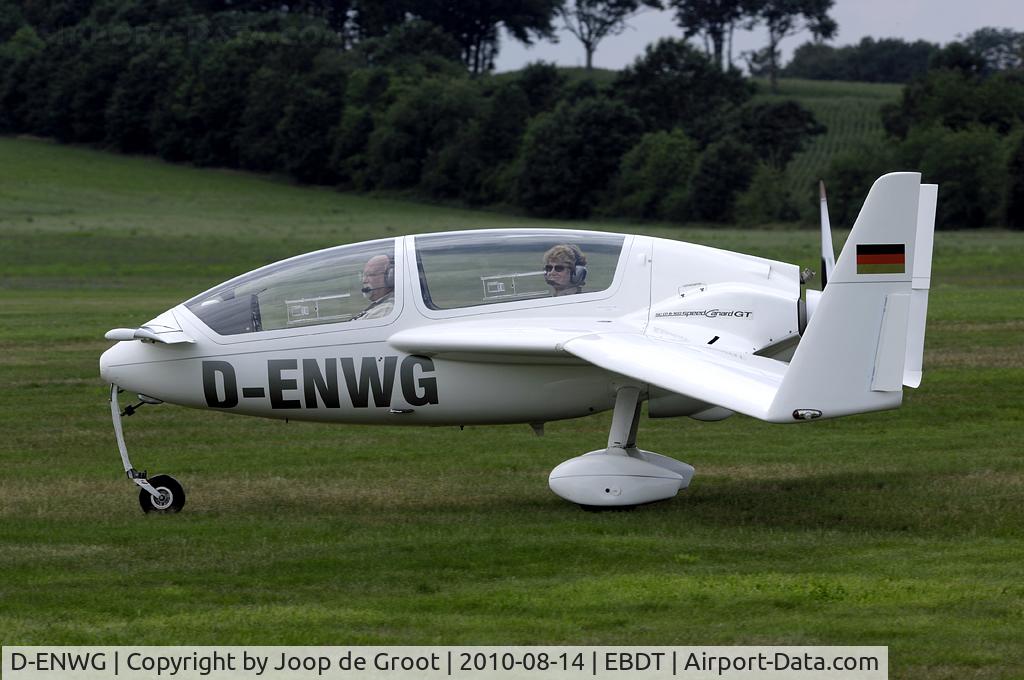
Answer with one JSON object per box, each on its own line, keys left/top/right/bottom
{"left": 477, "top": 83, "right": 533, "bottom": 191}
{"left": 275, "top": 51, "right": 349, "bottom": 184}
{"left": 558, "top": 0, "right": 662, "bottom": 71}
{"left": 610, "top": 128, "right": 698, "bottom": 219}
{"left": 236, "top": 64, "right": 296, "bottom": 172}
{"left": 731, "top": 100, "right": 824, "bottom": 168}
{"left": 928, "top": 42, "right": 986, "bottom": 74}
{"left": 513, "top": 61, "right": 568, "bottom": 115}
{"left": 328, "top": 67, "right": 391, "bottom": 189}
{"left": 71, "top": 24, "right": 153, "bottom": 142}
{"left": 0, "top": 0, "right": 26, "bottom": 40}
{"left": 0, "top": 25, "right": 43, "bottom": 131}
{"left": 300, "top": 0, "right": 355, "bottom": 34}
{"left": 780, "top": 40, "right": 837, "bottom": 78}
{"left": 850, "top": 37, "right": 936, "bottom": 82}
{"left": 330, "top": 105, "right": 376, "bottom": 189}
{"left": 365, "top": 76, "right": 483, "bottom": 189}
{"left": 412, "top": 0, "right": 561, "bottom": 75}
{"left": 746, "top": 0, "right": 836, "bottom": 92}
{"left": 17, "top": 0, "right": 95, "bottom": 35}
{"left": 181, "top": 37, "right": 269, "bottom": 166}
{"left": 517, "top": 96, "right": 642, "bottom": 217}
{"left": 823, "top": 140, "right": 895, "bottom": 227}
{"left": 276, "top": 86, "right": 343, "bottom": 184}
{"left": 882, "top": 69, "right": 1024, "bottom": 139}
{"left": 962, "top": 27, "right": 1024, "bottom": 73}
{"left": 686, "top": 136, "right": 757, "bottom": 221}
{"left": 86, "top": 0, "right": 198, "bottom": 26}
{"left": 427, "top": 80, "right": 534, "bottom": 203}
{"left": 337, "top": 0, "right": 399, "bottom": 41}
{"left": 613, "top": 38, "right": 750, "bottom": 143}
{"left": 734, "top": 163, "right": 799, "bottom": 223}
{"left": 671, "top": 0, "right": 748, "bottom": 71}
{"left": 351, "top": 19, "right": 463, "bottom": 69}
{"left": 16, "top": 23, "right": 131, "bottom": 141}
{"left": 105, "top": 38, "right": 190, "bottom": 152}
{"left": 900, "top": 125, "right": 1005, "bottom": 229}
{"left": 783, "top": 37, "right": 937, "bottom": 83}
{"left": 11, "top": 34, "right": 63, "bottom": 136}
{"left": 1007, "top": 133, "right": 1024, "bottom": 230}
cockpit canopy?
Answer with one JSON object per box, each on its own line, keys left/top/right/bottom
{"left": 185, "top": 239, "right": 397, "bottom": 335}
{"left": 184, "top": 230, "right": 626, "bottom": 335}
{"left": 415, "top": 230, "right": 624, "bottom": 310}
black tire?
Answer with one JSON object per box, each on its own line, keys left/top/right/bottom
{"left": 139, "top": 474, "right": 186, "bottom": 514}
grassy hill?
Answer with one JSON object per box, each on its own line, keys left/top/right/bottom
{"left": 752, "top": 78, "right": 903, "bottom": 206}
{"left": 2, "top": 136, "right": 1023, "bottom": 678}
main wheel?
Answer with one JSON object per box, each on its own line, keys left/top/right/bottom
{"left": 139, "top": 474, "right": 185, "bottom": 514}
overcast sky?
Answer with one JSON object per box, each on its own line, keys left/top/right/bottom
{"left": 494, "top": 0, "right": 1024, "bottom": 72}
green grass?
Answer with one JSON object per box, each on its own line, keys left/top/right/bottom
{"left": 2, "top": 136, "right": 1023, "bottom": 678}
{"left": 753, "top": 78, "right": 903, "bottom": 206}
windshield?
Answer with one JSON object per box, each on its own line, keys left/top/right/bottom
{"left": 185, "top": 239, "right": 397, "bottom": 335}
{"left": 415, "top": 230, "right": 625, "bottom": 310}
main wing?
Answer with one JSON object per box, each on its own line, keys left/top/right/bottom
{"left": 390, "top": 322, "right": 787, "bottom": 420}
{"left": 389, "top": 323, "right": 589, "bottom": 360}
{"left": 562, "top": 333, "right": 784, "bottom": 420}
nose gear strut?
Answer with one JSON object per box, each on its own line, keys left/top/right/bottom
{"left": 109, "top": 384, "right": 186, "bottom": 513}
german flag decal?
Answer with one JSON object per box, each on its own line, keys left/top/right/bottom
{"left": 857, "top": 243, "right": 905, "bottom": 274}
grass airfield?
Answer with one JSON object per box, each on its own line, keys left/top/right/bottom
{"left": 1, "top": 136, "right": 1023, "bottom": 678}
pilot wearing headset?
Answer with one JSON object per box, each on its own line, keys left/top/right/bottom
{"left": 543, "top": 244, "right": 587, "bottom": 297}
{"left": 354, "top": 253, "right": 395, "bottom": 320}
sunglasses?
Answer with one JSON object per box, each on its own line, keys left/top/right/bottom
{"left": 544, "top": 264, "right": 571, "bottom": 273}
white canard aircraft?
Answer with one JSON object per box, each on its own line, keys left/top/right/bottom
{"left": 101, "top": 172, "right": 937, "bottom": 513}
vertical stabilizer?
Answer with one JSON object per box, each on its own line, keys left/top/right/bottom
{"left": 768, "top": 173, "right": 923, "bottom": 422}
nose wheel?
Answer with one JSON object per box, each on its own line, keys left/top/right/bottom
{"left": 110, "top": 384, "right": 187, "bottom": 514}
{"left": 139, "top": 474, "right": 186, "bottom": 513}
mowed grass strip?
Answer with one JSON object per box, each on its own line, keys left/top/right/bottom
{"left": 1, "top": 137, "right": 1023, "bottom": 679}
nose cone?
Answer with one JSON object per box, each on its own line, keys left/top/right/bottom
{"left": 99, "top": 311, "right": 204, "bottom": 407}
{"left": 99, "top": 341, "right": 133, "bottom": 385}
{"left": 101, "top": 306, "right": 197, "bottom": 389}
{"left": 99, "top": 340, "right": 167, "bottom": 394}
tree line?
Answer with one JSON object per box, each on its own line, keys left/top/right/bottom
{"left": 0, "top": 0, "right": 827, "bottom": 223}
{"left": 783, "top": 28, "right": 1024, "bottom": 84}
{"left": 2, "top": 0, "right": 1022, "bottom": 228}
{"left": 822, "top": 41, "right": 1024, "bottom": 230}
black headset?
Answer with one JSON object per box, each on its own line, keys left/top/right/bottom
{"left": 384, "top": 254, "right": 395, "bottom": 289}
{"left": 566, "top": 244, "right": 587, "bottom": 286}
